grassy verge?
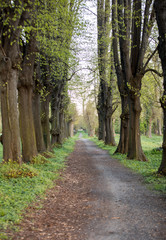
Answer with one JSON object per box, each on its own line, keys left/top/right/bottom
{"left": 0, "top": 136, "right": 78, "bottom": 234}
{"left": 90, "top": 134, "right": 166, "bottom": 194}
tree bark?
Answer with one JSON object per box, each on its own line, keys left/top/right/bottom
{"left": 0, "top": 3, "right": 31, "bottom": 163}
{"left": 154, "top": 0, "right": 166, "bottom": 175}
{"left": 33, "top": 91, "right": 46, "bottom": 153}
{"left": 18, "top": 34, "right": 38, "bottom": 162}
{"left": 112, "top": 0, "right": 129, "bottom": 154}
{"left": 98, "top": 111, "right": 105, "bottom": 140}
{"left": 147, "top": 117, "right": 152, "bottom": 138}
{"left": 0, "top": 56, "right": 21, "bottom": 163}
{"left": 97, "top": 0, "right": 115, "bottom": 143}
{"left": 127, "top": 89, "right": 147, "bottom": 161}
{"left": 157, "top": 118, "right": 162, "bottom": 136}
{"left": 18, "top": 87, "right": 37, "bottom": 162}
{"left": 41, "top": 95, "right": 51, "bottom": 150}
{"left": 115, "top": 95, "right": 129, "bottom": 154}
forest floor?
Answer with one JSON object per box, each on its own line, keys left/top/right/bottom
{"left": 6, "top": 138, "right": 166, "bottom": 240}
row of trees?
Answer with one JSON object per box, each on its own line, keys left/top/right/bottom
{"left": 0, "top": 0, "right": 84, "bottom": 163}
{"left": 96, "top": 0, "right": 166, "bottom": 175}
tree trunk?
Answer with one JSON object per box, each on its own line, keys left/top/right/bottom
{"left": 41, "top": 96, "right": 51, "bottom": 150}
{"left": 59, "top": 111, "right": 65, "bottom": 144}
{"left": 157, "top": 118, "right": 162, "bottom": 136}
{"left": 147, "top": 117, "right": 152, "bottom": 138}
{"left": 18, "top": 33, "right": 38, "bottom": 162}
{"left": 97, "top": 0, "right": 110, "bottom": 142}
{"left": 127, "top": 92, "right": 147, "bottom": 161}
{"left": 0, "top": 61, "right": 21, "bottom": 163}
{"left": 154, "top": 0, "right": 166, "bottom": 175}
{"left": 105, "top": 116, "right": 116, "bottom": 145}
{"left": 18, "top": 87, "right": 37, "bottom": 162}
{"left": 33, "top": 92, "right": 46, "bottom": 153}
{"left": 51, "top": 101, "right": 61, "bottom": 145}
{"left": 115, "top": 95, "right": 129, "bottom": 154}
{"left": 98, "top": 112, "right": 105, "bottom": 141}
{"left": 69, "top": 122, "right": 74, "bottom": 137}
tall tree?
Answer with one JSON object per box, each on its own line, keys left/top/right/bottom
{"left": 0, "top": 1, "right": 35, "bottom": 163}
{"left": 112, "top": 0, "right": 129, "bottom": 154}
{"left": 154, "top": 0, "right": 166, "bottom": 175}
{"left": 97, "top": 0, "right": 116, "bottom": 145}
{"left": 112, "top": 0, "right": 155, "bottom": 161}
{"left": 18, "top": 31, "right": 38, "bottom": 162}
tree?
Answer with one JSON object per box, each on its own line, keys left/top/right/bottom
{"left": 112, "top": 0, "right": 155, "bottom": 161}
{"left": 154, "top": 0, "right": 166, "bottom": 175}
{"left": 97, "top": 0, "right": 116, "bottom": 145}
{"left": 18, "top": 30, "right": 38, "bottom": 162}
{"left": 0, "top": 1, "right": 35, "bottom": 163}
{"left": 85, "top": 100, "right": 98, "bottom": 136}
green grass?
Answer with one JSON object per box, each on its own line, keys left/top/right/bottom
{"left": 0, "top": 136, "right": 78, "bottom": 232}
{"left": 91, "top": 134, "right": 166, "bottom": 194}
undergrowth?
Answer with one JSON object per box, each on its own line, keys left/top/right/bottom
{"left": 0, "top": 136, "right": 78, "bottom": 233}
{"left": 91, "top": 134, "right": 166, "bottom": 194}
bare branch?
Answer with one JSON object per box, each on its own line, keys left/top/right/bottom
{"left": 81, "top": 7, "right": 97, "bottom": 16}
{"left": 143, "top": 45, "right": 158, "bottom": 70}
{"left": 67, "top": 67, "right": 95, "bottom": 81}
{"left": 144, "top": 68, "right": 163, "bottom": 77}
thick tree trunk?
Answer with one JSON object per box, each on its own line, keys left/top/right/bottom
{"left": 69, "top": 122, "right": 74, "bottom": 137}
{"left": 115, "top": 95, "right": 129, "bottom": 154}
{"left": 127, "top": 93, "right": 147, "bottom": 161}
{"left": 98, "top": 113, "right": 105, "bottom": 141}
{"left": 154, "top": 0, "right": 166, "bottom": 175}
{"left": 18, "top": 34, "right": 38, "bottom": 162}
{"left": 105, "top": 116, "right": 116, "bottom": 145}
{"left": 41, "top": 96, "right": 51, "bottom": 150}
{"left": 18, "top": 87, "right": 37, "bottom": 162}
{"left": 33, "top": 92, "right": 46, "bottom": 153}
{"left": 0, "top": 62, "right": 21, "bottom": 163}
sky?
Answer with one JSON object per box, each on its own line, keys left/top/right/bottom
{"left": 68, "top": 0, "right": 98, "bottom": 115}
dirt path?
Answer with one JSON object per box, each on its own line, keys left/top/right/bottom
{"left": 8, "top": 139, "right": 166, "bottom": 240}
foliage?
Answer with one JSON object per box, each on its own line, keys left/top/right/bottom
{"left": 90, "top": 134, "right": 166, "bottom": 193}
{"left": 141, "top": 61, "right": 163, "bottom": 136}
{"left": 84, "top": 100, "right": 98, "bottom": 136}
{"left": 0, "top": 136, "right": 78, "bottom": 231}
{"left": 1, "top": 162, "right": 38, "bottom": 179}
{"left": 31, "top": 154, "right": 49, "bottom": 165}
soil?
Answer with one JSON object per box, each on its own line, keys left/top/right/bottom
{"left": 6, "top": 138, "right": 166, "bottom": 240}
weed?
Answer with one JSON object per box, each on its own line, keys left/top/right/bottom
{"left": 1, "top": 163, "right": 38, "bottom": 179}
{"left": 31, "top": 154, "right": 49, "bottom": 165}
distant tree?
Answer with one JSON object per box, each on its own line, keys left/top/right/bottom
{"left": 85, "top": 101, "right": 98, "bottom": 136}
{"left": 66, "top": 102, "right": 78, "bottom": 137}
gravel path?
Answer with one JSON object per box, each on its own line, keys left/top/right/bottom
{"left": 7, "top": 138, "right": 166, "bottom": 239}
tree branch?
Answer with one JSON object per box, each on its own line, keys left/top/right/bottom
{"left": 67, "top": 67, "right": 95, "bottom": 81}
{"left": 143, "top": 45, "right": 158, "bottom": 71}
{"left": 81, "top": 7, "right": 97, "bottom": 16}
{"left": 144, "top": 68, "right": 163, "bottom": 77}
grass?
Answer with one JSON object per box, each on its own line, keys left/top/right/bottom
{"left": 0, "top": 136, "right": 78, "bottom": 234}
{"left": 90, "top": 134, "right": 166, "bottom": 194}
